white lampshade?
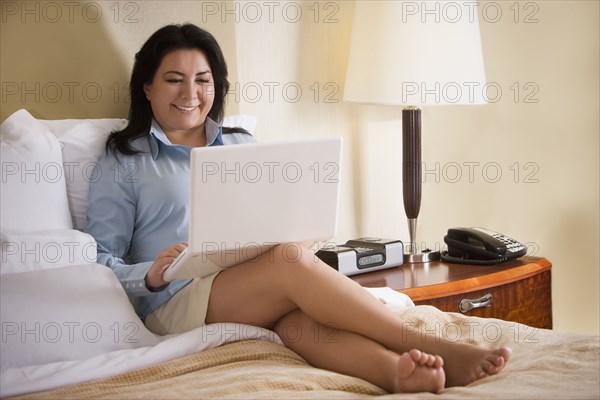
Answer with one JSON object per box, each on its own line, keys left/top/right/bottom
{"left": 344, "top": 0, "right": 487, "bottom": 106}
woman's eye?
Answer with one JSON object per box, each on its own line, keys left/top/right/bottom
{"left": 166, "top": 79, "right": 182, "bottom": 84}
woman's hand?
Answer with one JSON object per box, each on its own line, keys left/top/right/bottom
{"left": 145, "top": 242, "right": 188, "bottom": 289}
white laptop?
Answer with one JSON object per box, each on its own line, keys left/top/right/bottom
{"left": 163, "top": 136, "right": 342, "bottom": 281}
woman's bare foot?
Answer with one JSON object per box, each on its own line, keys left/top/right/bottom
{"left": 439, "top": 343, "right": 512, "bottom": 387}
{"left": 392, "top": 349, "right": 445, "bottom": 393}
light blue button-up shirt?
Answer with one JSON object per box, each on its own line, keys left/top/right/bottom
{"left": 85, "top": 117, "right": 255, "bottom": 319}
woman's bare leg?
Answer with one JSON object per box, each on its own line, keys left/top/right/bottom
{"left": 273, "top": 309, "right": 445, "bottom": 393}
{"left": 206, "top": 244, "right": 510, "bottom": 387}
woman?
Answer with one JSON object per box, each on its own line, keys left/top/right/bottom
{"left": 86, "top": 23, "right": 510, "bottom": 394}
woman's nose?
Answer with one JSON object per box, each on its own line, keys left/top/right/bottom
{"left": 180, "top": 81, "right": 197, "bottom": 100}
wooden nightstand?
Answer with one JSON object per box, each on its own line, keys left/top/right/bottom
{"left": 352, "top": 256, "right": 552, "bottom": 329}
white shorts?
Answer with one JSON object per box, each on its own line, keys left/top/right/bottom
{"left": 144, "top": 271, "right": 220, "bottom": 335}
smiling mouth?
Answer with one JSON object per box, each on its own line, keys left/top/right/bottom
{"left": 174, "top": 105, "right": 198, "bottom": 111}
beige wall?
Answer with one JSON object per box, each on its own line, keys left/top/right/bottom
{"left": 1, "top": 1, "right": 598, "bottom": 335}
{"left": 0, "top": 1, "right": 240, "bottom": 120}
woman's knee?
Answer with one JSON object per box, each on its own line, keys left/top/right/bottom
{"left": 268, "top": 243, "right": 309, "bottom": 262}
{"left": 267, "top": 243, "right": 323, "bottom": 271}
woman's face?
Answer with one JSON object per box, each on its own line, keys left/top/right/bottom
{"left": 143, "top": 48, "right": 215, "bottom": 141}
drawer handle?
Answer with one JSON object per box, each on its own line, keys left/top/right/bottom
{"left": 459, "top": 293, "right": 493, "bottom": 313}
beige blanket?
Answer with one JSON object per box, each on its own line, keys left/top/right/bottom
{"left": 12, "top": 306, "right": 600, "bottom": 399}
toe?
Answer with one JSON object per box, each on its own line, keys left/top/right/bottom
{"left": 485, "top": 363, "right": 498, "bottom": 375}
{"left": 418, "top": 353, "right": 428, "bottom": 365}
{"left": 483, "top": 356, "right": 503, "bottom": 375}
{"left": 425, "top": 354, "right": 436, "bottom": 367}
{"left": 498, "top": 347, "right": 512, "bottom": 363}
{"left": 477, "top": 367, "right": 488, "bottom": 379}
{"left": 408, "top": 349, "right": 422, "bottom": 362}
{"left": 484, "top": 354, "right": 505, "bottom": 375}
{"left": 495, "top": 355, "right": 505, "bottom": 369}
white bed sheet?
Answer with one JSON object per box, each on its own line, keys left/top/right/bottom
{"left": 1, "top": 322, "right": 281, "bottom": 397}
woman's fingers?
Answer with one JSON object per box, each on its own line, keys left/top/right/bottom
{"left": 161, "top": 244, "right": 185, "bottom": 259}
{"left": 146, "top": 243, "right": 187, "bottom": 288}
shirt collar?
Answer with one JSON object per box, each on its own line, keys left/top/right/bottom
{"left": 148, "top": 117, "right": 223, "bottom": 159}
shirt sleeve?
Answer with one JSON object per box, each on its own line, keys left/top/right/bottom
{"left": 85, "top": 151, "right": 159, "bottom": 297}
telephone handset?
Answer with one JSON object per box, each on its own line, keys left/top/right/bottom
{"left": 440, "top": 227, "right": 527, "bottom": 265}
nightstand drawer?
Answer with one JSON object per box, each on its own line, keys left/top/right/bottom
{"left": 352, "top": 257, "right": 553, "bottom": 329}
{"left": 413, "top": 269, "right": 552, "bottom": 329}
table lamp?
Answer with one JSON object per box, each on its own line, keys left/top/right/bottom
{"left": 343, "top": 0, "right": 487, "bottom": 263}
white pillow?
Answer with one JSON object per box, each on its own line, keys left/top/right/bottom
{"left": 223, "top": 114, "right": 257, "bottom": 133}
{"left": 0, "top": 264, "right": 160, "bottom": 370}
{"left": 41, "top": 118, "right": 127, "bottom": 231}
{"left": 0, "top": 229, "right": 97, "bottom": 275}
{"left": 0, "top": 110, "right": 72, "bottom": 231}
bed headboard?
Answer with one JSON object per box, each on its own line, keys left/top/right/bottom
{"left": 1, "top": 4, "right": 239, "bottom": 122}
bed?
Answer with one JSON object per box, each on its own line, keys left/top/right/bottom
{"left": 1, "top": 109, "right": 599, "bottom": 399}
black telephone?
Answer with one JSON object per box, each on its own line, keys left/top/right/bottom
{"left": 440, "top": 227, "right": 527, "bottom": 265}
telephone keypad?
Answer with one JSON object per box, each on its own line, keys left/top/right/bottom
{"left": 492, "top": 234, "right": 525, "bottom": 253}
{"left": 475, "top": 228, "right": 526, "bottom": 254}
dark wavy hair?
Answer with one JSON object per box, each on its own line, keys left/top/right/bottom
{"left": 106, "top": 23, "right": 247, "bottom": 155}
